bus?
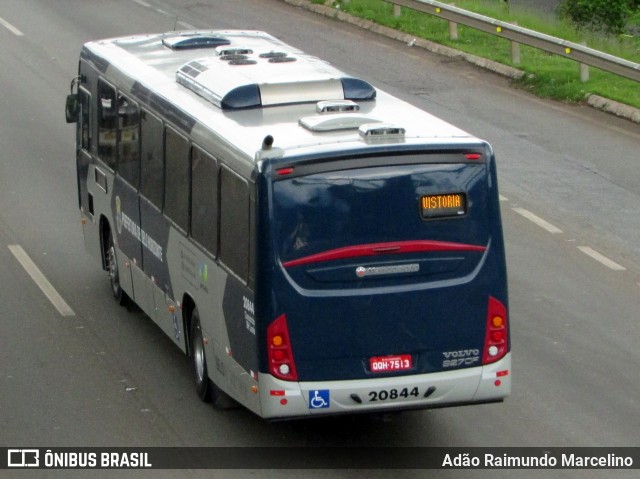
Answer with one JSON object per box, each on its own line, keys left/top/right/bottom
{"left": 65, "top": 30, "right": 510, "bottom": 419}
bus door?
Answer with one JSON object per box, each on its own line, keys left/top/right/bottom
{"left": 267, "top": 150, "right": 507, "bottom": 382}
{"left": 135, "top": 109, "right": 165, "bottom": 319}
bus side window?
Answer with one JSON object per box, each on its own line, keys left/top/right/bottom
{"left": 140, "top": 110, "right": 164, "bottom": 209}
{"left": 164, "top": 127, "right": 190, "bottom": 231}
{"left": 97, "top": 79, "right": 117, "bottom": 171}
{"left": 117, "top": 93, "right": 140, "bottom": 189}
{"left": 79, "top": 88, "right": 92, "bottom": 152}
{"left": 191, "top": 147, "right": 218, "bottom": 255}
{"left": 220, "top": 165, "right": 249, "bottom": 282}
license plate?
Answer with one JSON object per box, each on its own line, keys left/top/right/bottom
{"left": 369, "top": 354, "right": 412, "bottom": 373}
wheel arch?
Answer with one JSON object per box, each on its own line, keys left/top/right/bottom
{"left": 181, "top": 293, "right": 196, "bottom": 357}
{"left": 98, "top": 215, "right": 111, "bottom": 271}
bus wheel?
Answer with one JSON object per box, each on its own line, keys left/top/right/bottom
{"left": 189, "top": 307, "right": 237, "bottom": 408}
{"left": 106, "top": 233, "right": 126, "bottom": 305}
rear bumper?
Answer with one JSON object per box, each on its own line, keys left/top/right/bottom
{"left": 258, "top": 353, "right": 511, "bottom": 419}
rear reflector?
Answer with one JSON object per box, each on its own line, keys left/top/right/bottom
{"left": 267, "top": 314, "right": 298, "bottom": 381}
{"left": 482, "top": 296, "right": 509, "bottom": 364}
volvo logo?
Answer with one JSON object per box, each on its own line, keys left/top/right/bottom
{"left": 355, "top": 264, "right": 420, "bottom": 278}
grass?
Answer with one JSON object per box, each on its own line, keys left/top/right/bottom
{"left": 313, "top": 0, "right": 640, "bottom": 108}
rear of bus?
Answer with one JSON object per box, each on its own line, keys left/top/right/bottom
{"left": 257, "top": 144, "right": 510, "bottom": 419}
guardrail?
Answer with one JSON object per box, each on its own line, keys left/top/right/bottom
{"left": 385, "top": 0, "right": 640, "bottom": 82}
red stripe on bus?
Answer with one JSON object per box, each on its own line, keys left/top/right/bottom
{"left": 282, "top": 240, "right": 486, "bottom": 268}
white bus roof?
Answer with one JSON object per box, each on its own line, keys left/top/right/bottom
{"left": 82, "top": 30, "right": 478, "bottom": 164}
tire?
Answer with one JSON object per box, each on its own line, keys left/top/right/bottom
{"left": 106, "top": 233, "right": 127, "bottom": 305}
{"left": 190, "top": 307, "right": 213, "bottom": 402}
{"left": 189, "top": 307, "right": 237, "bottom": 408}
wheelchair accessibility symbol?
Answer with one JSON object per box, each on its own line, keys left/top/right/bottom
{"left": 309, "top": 390, "right": 330, "bottom": 409}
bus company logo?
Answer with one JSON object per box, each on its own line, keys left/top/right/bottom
{"left": 199, "top": 263, "right": 208, "bottom": 287}
{"left": 8, "top": 449, "right": 39, "bottom": 468}
{"left": 355, "top": 264, "right": 420, "bottom": 278}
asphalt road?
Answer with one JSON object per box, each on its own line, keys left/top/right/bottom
{"left": 0, "top": 1, "right": 638, "bottom": 478}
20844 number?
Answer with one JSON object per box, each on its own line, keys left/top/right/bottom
{"left": 368, "top": 387, "right": 419, "bottom": 402}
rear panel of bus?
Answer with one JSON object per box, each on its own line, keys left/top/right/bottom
{"left": 256, "top": 145, "right": 510, "bottom": 418}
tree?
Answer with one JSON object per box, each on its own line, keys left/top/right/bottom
{"left": 558, "top": 0, "right": 636, "bottom": 34}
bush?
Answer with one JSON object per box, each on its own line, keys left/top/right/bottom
{"left": 557, "top": 0, "right": 635, "bottom": 34}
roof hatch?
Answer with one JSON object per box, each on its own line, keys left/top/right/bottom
{"left": 316, "top": 100, "right": 360, "bottom": 113}
{"left": 359, "top": 123, "right": 406, "bottom": 141}
{"left": 299, "top": 113, "right": 381, "bottom": 132}
{"left": 215, "top": 46, "right": 254, "bottom": 56}
{"left": 162, "top": 33, "right": 231, "bottom": 50}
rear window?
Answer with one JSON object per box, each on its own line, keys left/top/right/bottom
{"left": 273, "top": 162, "right": 488, "bottom": 264}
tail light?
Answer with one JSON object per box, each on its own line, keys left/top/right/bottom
{"left": 482, "top": 296, "right": 509, "bottom": 364}
{"left": 267, "top": 314, "right": 298, "bottom": 381}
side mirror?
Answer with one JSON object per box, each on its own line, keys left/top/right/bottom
{"left": 65, "top": 94, "right": 78, "bottom": 123}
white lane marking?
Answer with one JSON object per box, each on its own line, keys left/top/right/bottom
{"left": 0, "top": 16, "right": 24, "bottom": 36}
{"left": 177, "top": 21, "right": 196, "bottom": 30}
{"left": 511, "top": 207, "right": 563, "bottom": 234}
{"left": 499, "top": 194, "right": 509, "bottom": 202}
{"left": 132, "top": 1, "right": 194, "bottom": 27}
{"left": 8, "top": 245, "right": 75, "bottom": 317}
{"left": 577, "top": 246, "right": 626, "bottom": 271}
